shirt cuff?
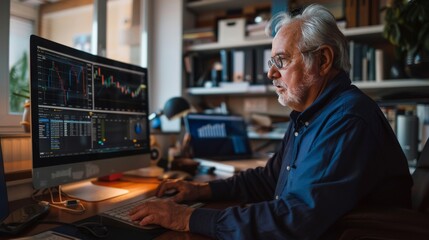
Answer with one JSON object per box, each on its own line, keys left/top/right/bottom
{"left": 189, "top": 208, "right": 222, "bottom": 238}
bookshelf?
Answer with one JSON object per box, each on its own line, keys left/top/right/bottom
{"left": 186, "top": 24, "right": 384, "bottom": 52}
{"left": 187, "top": 0, "right": 269, "bottom": 12}
{"left": 181, "top": 0, "right": 429, "bottom": 145}
{"left": 186, "top": 37, "right": 271, "bottom": 51}
{"left": 188, "top": 79, "right": 429, "bottom": 97}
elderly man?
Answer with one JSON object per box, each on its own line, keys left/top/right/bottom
{"left": 129, "top": 4, "right": 412, "bottom": 239}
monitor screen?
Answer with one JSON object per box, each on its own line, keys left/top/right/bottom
{"left": 184, "top": 114, "right": 253, "bottom": 158}
{"left": 30, "top": 35, "right": 151, "bottom": 199}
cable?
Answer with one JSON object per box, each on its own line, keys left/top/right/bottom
{"left": 49, "top": 186, "right": 86, "bottom": 214}
{"left": 32, "top": 187, "right": 86, "bottom": 214}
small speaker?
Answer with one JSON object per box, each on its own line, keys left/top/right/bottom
{"left": 150, "top": 146, "right": 161, "bottom": 162}
{"left": 397, "top": 114, "right": 418, "bottom": 162}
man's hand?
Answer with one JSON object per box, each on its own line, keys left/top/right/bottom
{"left": 129, "top": 198, "right": 194, "bottom": 231}
{"left": 156, "top": 179, "right": 212, "bottom": 202}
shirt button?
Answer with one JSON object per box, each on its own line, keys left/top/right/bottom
{"left": 305, "top": 121, "right": 309, "bottom": 126}
{"left": 294, "top": 132, "right": 298, "bottom": 136}
{"left": 275, "top": 195, "right": 279, "bottom": 200}
{"left": 286, "top": 166, "right": 291, "bottom": 171}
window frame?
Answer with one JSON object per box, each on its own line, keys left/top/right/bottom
{"left": 0, "top": 1, "right": 38, "bottom": 132}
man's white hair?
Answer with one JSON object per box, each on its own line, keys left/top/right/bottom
{"left": 266, "top": 4, "right": 351, "bottom": 73}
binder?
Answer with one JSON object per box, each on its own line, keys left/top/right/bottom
{"left": 353, "top": 42, "right": 362, "bottom": 82}
{"left": 254, "top": 47, "right": 271, "bottom": 85}
{"left": 220, "top": 49, "right": 232, "bottom": 82}
{"left": 367, "top": 47, "right": 376, "bottom": 81}
{"left": 243, "top": 49, "right": 255, "bottom": 83}
{"left": 183, "top": 53, "right": 196, "bottom": 87}
{"left": 232, "top": 50, "right": 245, "bottom": 82}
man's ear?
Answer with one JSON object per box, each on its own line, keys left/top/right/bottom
{"left": 319, "top": 45, "right": 334, "bottom": 76}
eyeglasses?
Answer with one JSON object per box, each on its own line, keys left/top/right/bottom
{"left": 267, "top": 55, "right": 288, "bottom": 70}
{"left": 267, "top": 47, "right": 321, "bottom": 70}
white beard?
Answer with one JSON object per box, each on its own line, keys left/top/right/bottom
{"left": 273, "top": 74, "right": 318, "bottom": 107}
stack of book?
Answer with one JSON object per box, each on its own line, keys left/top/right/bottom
{"left": 345, "top": 0, "right": 381, "bottom": 28}
{"left": 246, "top": 21, "right": 268, "bottom": 40}
{"left": 348, "top": 40, "right": 384, "bottom": 82}
{"left": 183, "top": 27, "right": 215, "bottom": 45}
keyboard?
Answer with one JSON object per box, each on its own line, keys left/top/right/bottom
{"left": 101, "top": 196, "right": 204, "bottom": 230}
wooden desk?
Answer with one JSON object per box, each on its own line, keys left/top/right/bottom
{"left": 1, "top": 174, "right": 225, "bottom": 240}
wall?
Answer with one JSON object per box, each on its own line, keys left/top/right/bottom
{"left": 41, "top": 5, "right": 93, "bottom": 48}
{"left": 149, "top": 0, "right": 183, "bottom": 112}
{"left": 1, "top": 136, "right": 31, "bottom": 173}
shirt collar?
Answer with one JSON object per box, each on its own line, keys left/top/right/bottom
{"left": 290, "top": 71, "right": 351, "bottom": 125}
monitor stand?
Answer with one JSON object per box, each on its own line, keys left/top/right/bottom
{"left": 61, "top": 180, "right": 129, "bottom": 202}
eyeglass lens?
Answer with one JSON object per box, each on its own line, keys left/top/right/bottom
{"left": 268, "top": 55, "right": 282, "bottom": 69}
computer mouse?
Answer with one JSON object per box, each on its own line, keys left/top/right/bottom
{"left": 76, "top": 221, "right": 109, "bottom": 238}
{"left": 159, "top": 170, "right": 193, "bottom": 181}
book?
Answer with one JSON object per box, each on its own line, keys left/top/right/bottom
{"left": 349, "top": 40, "right": 355, "bottom": 80}
{"left": 183, "top": 27, "right": 216, "bottom": 45}
{"left": 220, "top": 50, "right": 232, "bottom": 82}
{"left": 246, "top": 21, "right": 268, "bottom": 32}
{"left": 345, "top": 0, "right": 358, "bottom": 28}
{"left": 353, "top": 42, "right": 363, "bottom": 81}
{"left": 367, "top": 47, "right": 376, "bottom": 81}
{"left": 375, "top": 49, "right": 384, "bottom": 82}
{"left": 359, "top": 0, "right": 370, "bottom": 26}
{"left": 232, "top": 50, "right": 245, "bottom": 82}
{"left": 254, "top": 47, "right": 271, "bottom": 85}
{"left": 361, "top": 44, "right": 369, "bottom": 81}
{"left": 250, "top": 112, "right": 289, "bottom": 128}
{"left": 417, "top": 104, "right": 429, "bottom": 151}
{"left": 370, "top": 0, "right": 380, "bottom": 25}
{"left": 243, "top": 49, "right": 255, "bottom": 83}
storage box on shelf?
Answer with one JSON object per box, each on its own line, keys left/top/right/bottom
{"left": 218, "top": 18, "right": 246, "bottom": 44}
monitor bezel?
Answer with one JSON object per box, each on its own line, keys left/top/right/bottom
{"left": 30, "top": 35, "right": 151, "bottom": 189}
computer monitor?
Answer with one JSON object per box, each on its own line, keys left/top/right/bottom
{"left": 30, "top": 35, "right": 151, "bottom": 201}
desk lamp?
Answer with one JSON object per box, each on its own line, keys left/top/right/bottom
{"left": 129, "top": 97, "right": 191, "bottom": 177}
{"left": 149, "top": 96, "right": 190, "bottom": 122}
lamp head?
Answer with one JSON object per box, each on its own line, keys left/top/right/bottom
{"left": 163, "top": 97, "right": 190, "bottom": 120}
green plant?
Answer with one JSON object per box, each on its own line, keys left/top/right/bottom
{"left": 383, "top": 0, "right": 429, "bottom": 58}
{"left": 9, "top": 52, "right": 30, "bottom": 113}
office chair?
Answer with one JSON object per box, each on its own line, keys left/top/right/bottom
{"left": 332, "top": 138, "right": 429, "bottom": 240}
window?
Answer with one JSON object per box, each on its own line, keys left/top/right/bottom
{"left": 0, "top": 0, "right": 147, "bottom": 133}
{"left": 9, "top": 16, "right": 34, "bottom": 114}
{"left": 0, "top": 1, "right": 37, "bottom": 131}
{"left": 40, "top": 0, "right": 135, "bottom": 63}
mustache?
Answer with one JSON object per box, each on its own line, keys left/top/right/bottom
{"left": 272, "top": 80, "right": 288, "bottom": 89}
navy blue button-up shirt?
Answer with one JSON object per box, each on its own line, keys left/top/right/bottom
{"left": 189, "top": 71, "right": 412, "bottom": 239}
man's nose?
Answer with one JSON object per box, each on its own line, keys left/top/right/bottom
{"left": 267, "top": 66, "right": 280, "bottom": 81}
